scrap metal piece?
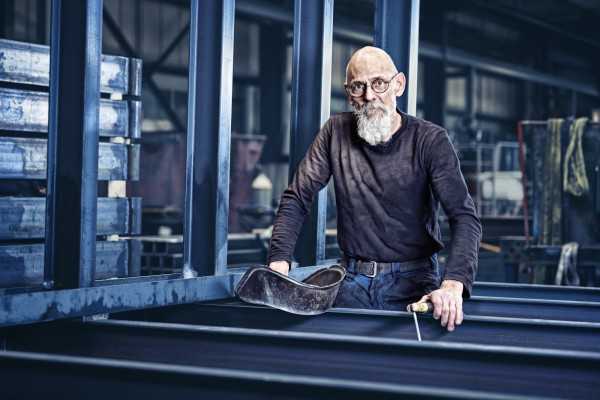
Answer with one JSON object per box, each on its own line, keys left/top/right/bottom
{"left": 235, "top": 265, "right": 345, "bottom": 315}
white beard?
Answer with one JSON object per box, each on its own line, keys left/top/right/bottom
{"left": 355, "top": 102, "right": 394, "bottom": 146}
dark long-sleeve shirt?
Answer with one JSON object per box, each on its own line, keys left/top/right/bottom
{"left": 268, "top": 109, "right": 482, "bottom": 296}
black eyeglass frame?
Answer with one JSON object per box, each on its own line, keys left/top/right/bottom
{"left": 345, "top": 72, "right": 399, "bottom": 98}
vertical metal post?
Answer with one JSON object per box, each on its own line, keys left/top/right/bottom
{"left": 45, "top": 0, "right": 103, "bottom": 289}
{"left": 288, "top": 0, "right": 333, "bottom": 266}
{"left": 0, "top": 1, "right": 14, "bottom": 39}
{"left": 37, "top": 0, "right": 47, "bottom": 44}
{"left": 259, "top": 23, "right": 286, "bottom": 163}
{"left": 374, "top": 0, "right": 420, "bottom": 115}
{"left": 183, "top": 0, "right": 235, "bottom": 277}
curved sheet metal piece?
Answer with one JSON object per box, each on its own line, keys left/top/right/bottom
{"left": 235, "top": 265, "right": 345, "bottom": 315}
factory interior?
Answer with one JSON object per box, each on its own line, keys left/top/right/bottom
{"left": 1, "top": 0, "right": 600, "bottom": 398}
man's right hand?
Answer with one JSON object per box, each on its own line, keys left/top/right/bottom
{"left": 268, "top": 261, "right": 290, "bottom": 276}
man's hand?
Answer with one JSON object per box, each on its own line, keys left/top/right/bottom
{"left": 268, "top": 261, "right": 290, "bottom": 276}
{"left": 416, "top": 280, "right": 464, "bottom": 331}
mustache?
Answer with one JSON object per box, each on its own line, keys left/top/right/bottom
{"left": 355, "top": 102, "right": 388, "bottom": 117}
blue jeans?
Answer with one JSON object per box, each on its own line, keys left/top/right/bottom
{"left": 334, "top": 254, "right": 440, "bottom": 311}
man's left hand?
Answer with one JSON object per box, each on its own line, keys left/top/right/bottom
{"left": 415, "top": 280, "right": 464, "bottom": 331}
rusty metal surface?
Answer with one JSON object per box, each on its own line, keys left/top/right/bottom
{"left": 0, "top": 240, "right": 136, "bottom": 288}
{"left": 0, "top": 197, "right": 140, "bottom": 239}
{"left": 0, "top": 38, "right": 138, "bottom": 95}
{"left": 0, "top": 136, "right": 138, "bottom": 180}
{"left": 0, "top": 88, "right": 137, "bottom": 137}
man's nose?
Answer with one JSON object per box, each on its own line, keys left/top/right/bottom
{"left": 364, "top": 84, "right": 376, "bottom": 101}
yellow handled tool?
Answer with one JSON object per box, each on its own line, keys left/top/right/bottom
{"left": 406, "top": 302, "right": 433, "bottom": 341}
{"left": 407, "top": 302, "right": 433, "bottom": 314}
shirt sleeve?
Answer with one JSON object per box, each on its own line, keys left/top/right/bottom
{"left": 425, "top": 130, "right": 482, "bottom": 297}
{"left": 267, "top": 120, "right": 333, "bottom": 265}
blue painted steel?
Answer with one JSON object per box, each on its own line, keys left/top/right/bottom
{"left": 0, "top": 275, "right": 239, "bottom": 326}
{"left": 5, "top": 319, "right": 600, "bottom": 399}
{"left": 466, "top": 296, "right": 600, "bottom": 323}
{"left": 127, "top": 302, "right": 600, "bottom": 353}
{"left": 184, "top": 0, "right": 235, "bottom": 277}
{"left": 44, "top": 0, "right": 103, "bottom": 289}
{"left": 374, "top": 0, "right": 420, "bottom": 115}
{"left": 288, "top": 0, "right": 333, "bottom": 266}
{"left": 0, "top": 351, "right": 529, "bottom": 400}
{"left": 0, "top": 263, "right": 321, "bottom": 326}
{"left": 474, "top": 281, "right": 600, "bottom": 302}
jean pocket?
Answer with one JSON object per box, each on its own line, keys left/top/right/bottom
{"left": 395, "top": 264, "right": 440, "bottom": 292}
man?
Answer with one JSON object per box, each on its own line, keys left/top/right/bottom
{"left": 267, "top": 46, "right": 481, "bottom": 332}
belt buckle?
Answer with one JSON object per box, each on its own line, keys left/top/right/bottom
{"left": 365, "top": 261, "right": 378, "bottom": 277}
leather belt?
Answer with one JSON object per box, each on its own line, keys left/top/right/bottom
{"left": 342, "top": 254, "right": 393, "bottom": 277}
{"left": 341, "top": 253, "right": 430, "bottom": 277}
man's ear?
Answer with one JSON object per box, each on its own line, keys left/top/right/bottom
{"left": 344, "top": 85, "right": 354, "bottom": 106}
{"left": 394, "top": 72, "right": 406, "bottom": 97}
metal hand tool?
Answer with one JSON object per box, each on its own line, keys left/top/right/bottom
{"left": 407, "top": 302, "right": 433, "bottom": 341}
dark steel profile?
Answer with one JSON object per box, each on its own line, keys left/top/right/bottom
{"left": 184, "top": 0, "right": 235, "bottom": 276}
{"left": 44, "top": 0, "right": 103, "bottom": 290}
{"left": 288, "top": 0, "right": 334, "bottom": 266}
{"left": 374, "top": 0, "right": 420, "bottom": 115}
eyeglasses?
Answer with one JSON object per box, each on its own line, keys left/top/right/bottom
{"left": 346, "top": 73, "right": 398, "bottom": 97}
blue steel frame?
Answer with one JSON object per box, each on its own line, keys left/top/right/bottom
{"left": 288, "top": 0, "right": 333, "bottom": 266}
{"left": 44, "top": 0, "right": 103, "bottom": 290}
{"left": 374, "top": 0, "right": 420, "bottom": 115}
{"left": 183, "top": 0, "right": 235, "bottom": 277}
{"left": 0, "top": 0, "right": 421, "bottom": 326}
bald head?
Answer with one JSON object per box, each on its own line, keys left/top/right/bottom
{"left": 345, "top": 46, "right": 398, "bottom": 84}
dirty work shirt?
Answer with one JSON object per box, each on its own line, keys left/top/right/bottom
{"left": 268, "top": 109, "right": 482, "bottom": 297}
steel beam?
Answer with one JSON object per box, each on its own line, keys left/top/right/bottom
{"left": 419, "top": 42, "right": 600, "bottom": 97}
{"left": 374, "top": 0, "right": 420, "bottom": 115}
{"left": 183, "top": 0, "right": 234, "bottom": 277}
{"left": 288, "top": 0, "right": 333, "bottom": 266}
{"left": 44, "top": 0, "right": 103, "bottom": 290}
{"left": 118, "top": 303, "right": 600, "bottom": 353}
{"left": 0, "top": 351, "right": 530, "bottom": 400}
{"left": 474, "top": 281, "right": 600, "bottom": 302}
{"left": 465, "top": 296, "right": 600, "bottom": 323}
{"left": 526, "top": 245, "right": 600, "bottom": 266}
{"left": 0, "top": 275, "right": 234, "bottom": 326}
{"left": 0, "top": 265, "right": 321, "bottom": 326}
{"left": 4, "top": 319, "right": 600, "bottom": 399}
{"left": 235, "top": 0, "right": 599, "bottom": 97}
{"left": 145, "top": 22, "right": 190, "bottom": 76}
